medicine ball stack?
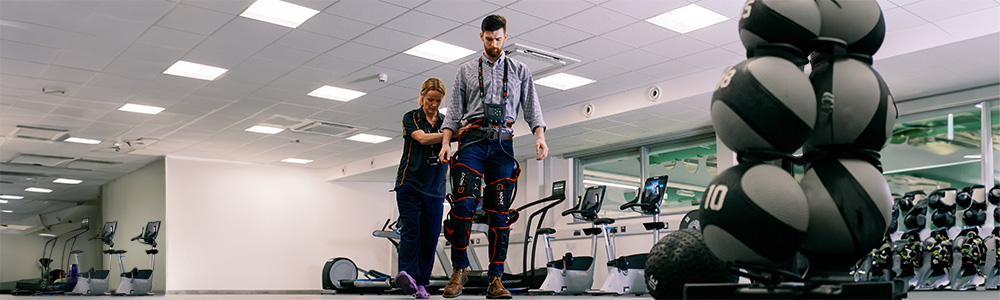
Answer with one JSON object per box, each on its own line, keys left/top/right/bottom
{"left": 701, "top": 0, "right": 896, "bottom": 278}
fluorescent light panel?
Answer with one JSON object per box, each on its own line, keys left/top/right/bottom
{"left": 25, "top": 187, "right": 52, "bottom": 193}
{"left": 163, "top": 60, "right": 228, "bottom": 80}
{"left": 240, "top": 0, "right": 319, "bottom": 28}
{"left": 404, "top": 40, "right": 476, "bottom": 63}
{"left": 535, "top": 73, "right": 596, "bottom": 90}
{"left": 308, "top": 85, "right": 366, "bottom": 102}
{"left": 964, "top": 154, "right": 982, "bottom": 159}
{"left": 2, "top": 210, "right": 13, "bottom": 213}
{"left": 0, "top": 195, "right": 24, "bottom": 200}
{"left": 0, "top": 200, "right": 7, "bottom": 204}
{"left": 245, "top": 125, "right": 285, "bottom": 134}
{"left": 347, "top": 133, "right": 392, "bottom": 144}
{"left": 54, "top": 178, "right": 83, "bottom": 184}
{"left": 646, "top": 4, "right": 729, "bottom": 34}
{"left": 118, "top": 103, "right": 165, "bottom": 115}
{"left": 280, "top": 158, "right": 313, "bottom": 164}
{"left": 65, "top": 137, "right": 102, "bottom": 144}
{"left": 39, "top": 233, "right": 56, "bottom": 236}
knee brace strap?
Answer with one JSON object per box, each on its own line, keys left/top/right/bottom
{"left": 443, "top": 215, "right": 473, "bottom": 250}
{"left": 483, "top": 178, "right": 515, "bottom": 214}
{"left": 451, "top": 164, "right": 482, "bottom": 202}
{"left": 488, "top": 227, "right": 510, "bottom": 264}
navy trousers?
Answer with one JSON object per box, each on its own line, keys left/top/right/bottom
{"left": 396, "top": 185, "right": 444, "bottom": 286}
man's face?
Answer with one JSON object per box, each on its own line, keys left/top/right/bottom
{"left": 480, "top": 29, "right": 507, "bottom": 59}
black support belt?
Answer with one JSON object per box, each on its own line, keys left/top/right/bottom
{"left": 465, "top": 127, "right": 512, "bottom": 140}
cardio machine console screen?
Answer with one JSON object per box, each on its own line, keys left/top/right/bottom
{"left": 642, "top": 175, "right": 668, "bottom": 205}
{"left": 551, "top": 180, "right": 566, "bottom": 197}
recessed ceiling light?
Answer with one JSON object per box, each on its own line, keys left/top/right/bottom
{"left": 245, "top": 125, "right": 285, "bottom": 134}
{"left": 54, "top": 178, "right": 83, "bottom": 185}
{"left": 404, "top": 40, "right": 476, "bottom": 63}
{"left": 163, "top": 60, "right": 228, "bottom": 80}
{"left": 0, "top": 195, "right": 24, "bottom": 200}
{"left": 280, "top": 158, "right": 313, "bottom": 164}
{"left": 308, "top": 85, "right": 366, "bottom": 102}
{"left": 65, "top": 137, "right": 102, "bottom": 144}
{"left": 1, "top": 210, "right": 12, "bottom": 213}
{"left": 347, "top": 133, "right": 392, "bottom": 144}
{"left": 646, "top": 4, "right": 729, "bottom": 34}
{"left": 535, "top": 73, "right": 596, "bottom": 90}
{"left": 25, "top": 187, "right": 52, "bottom": 193}
{"left": 0, "top": 200, "right": 7, "bottom": 204}
{"left": 240, "top": 0, "right": 319, "bottom": 28}
{"left": 118, "top": 103, "right": 165, "bottom": 115}
{"left": 39, "top": 233, "right": 57, "bottom": 236}
{"left": 964, "top": 154, "right": 982, "bottom": 159}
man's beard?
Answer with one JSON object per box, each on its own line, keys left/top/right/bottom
{"left": 486, "top": 46, "right": 502, "bottom": 58}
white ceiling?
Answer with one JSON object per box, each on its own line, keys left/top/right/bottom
{"left": 1, "top": 0, "right": 998, "bottom": 223}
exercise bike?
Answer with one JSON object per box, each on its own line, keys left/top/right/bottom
{"left": 68, "top": 221, "right": 117, "bottom": 295}
{"left": 589, "top": 175, "right": 668, "bottom": 295}
{"left": 530, "top": 184, "right": 606, "bottom": 295}
{"left": 12, "top": 217, "right": 90, "bottom": 295}
{"left": 113, "top": 221, "right": 160, "bottom": 296}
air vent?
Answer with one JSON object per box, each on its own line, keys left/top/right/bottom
{"left": 261, "top": 115, "right": 307, "bottom": 128}
{"left": 7, "top": 153, "right": 75, "bottom": 167}
{"left": 8, "top": 125, "right": 69, "bottom": 141}
{"left": 65, "top": 159, "right": 122, "bottom": 170}
{"left": 291, "top": 120, "right": 360, "bottom": 137}
{"left": 504, "top": 43, "right": 580, "bottom": 77}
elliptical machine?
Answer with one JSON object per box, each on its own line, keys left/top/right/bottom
{"left": 12, "top": 217, "right": 90, "bottom": 295}
{"left": 114, "top": 221, "right": 160, "bottom": 296}
{"left": 589, "top": 175, "right": 669, "bottom": 295}
{"left": 530, "top": 184, "right": 605, "bottom": 294}
{"left": 69, "top": 221, "right": 117, "bottom": 295}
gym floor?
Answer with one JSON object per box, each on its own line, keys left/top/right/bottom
{"left": 1, "top": 290, "right": 998, "bottom": 300}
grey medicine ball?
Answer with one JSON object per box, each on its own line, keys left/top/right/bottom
{"left": 815, "top": 0, "right": 886, "bottom": 55}
{"left": 799, "top": 157, "right": 893, "bottom": 267}
{"left": 712, "top": 57, "right": 816, "bottom": 154}
{"left": 806, "top": 57, "right": 896, "bottom": 152}
{"left": 699, "top": 162, "right": 810, "bottom": 267}
{"left": 738, "top": 0, "right": 821, "bottom": 56}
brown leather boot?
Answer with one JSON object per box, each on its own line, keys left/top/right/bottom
{"left": 486, "top": 275, "right": 512, "bottom": 299}
{"left": 442, "top": 268, "right": 469, "bottom": 298}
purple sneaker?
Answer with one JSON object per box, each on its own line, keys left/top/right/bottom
{"left": 414, "top": 285, "right": 430, "bottom": 299}
{"left": 395, "top": 271, "right": 418, "bottom": 295}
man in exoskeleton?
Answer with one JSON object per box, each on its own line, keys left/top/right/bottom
{"left": 437, "top": 14, "right": 548, "bottom": 299}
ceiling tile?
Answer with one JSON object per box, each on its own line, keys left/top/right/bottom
{"left": 119, "top": 44, "right": 188, "bottom": 66}
{"left": 255, "top": 44, "right": 319, "bottom": 66}
{"left": 415, "top": 0, "right": 501, "bottom": 23}
{"left": 0, "top": 41, "right": 59, "bottom": 64}
{"left": 51, "top": 51, "right": 113, "bottom": 72}
{"left": 600, "top": 0, "right": 687, "bottom": 20}
{"left": 101, "top": 58, "right": 164, "bottom": 82}
{"left": 70, "top": 85, "right": 136, "bottom": 104}
{"left": 686, "top": 20, "right": 739, "bottom": 46}
{"left": 882, "top": 7, "right": 927, "bottom": 32}
{"left": 558, "top": 6, "right": 636, "bottom": 36}
{"left": 40, "top": 65, "right": 96, "bottom": 85}
{"left": 226, "top": 57, "right": 300, "bottom": 84}
{"left": 934, "top": 6, "right": 1000, "bottom": 40}
{"left": 602, "top": 21, "right": 679, "bottom": 48}
{"left": 0, "top": 20, "right": 75, "bottom": 50}
{"left": 376, "top": 54, "right": 444, "bottom": 75}
{"left": 326, "top": 0, "right": 409, "bottom": 25}
{"left": 136, "top": 25, "right": 207, "bottom": 50}
{"left": 194, "top": 18, "right": 290, "bottom": 59}
{"left": 384, "top": 10, "right": 462, "bottom": 39}
{"left": 283, "top": 65, "right": 354, "bottom": 86}
{"left": 602, "top": 70, "right": 658, "bottom": 90}
{"left": 308, "top": 108, "right": 363, "bottom": 123}
{"left": 603, "top": 48, "right": 668, "bottom": 71}
{"left": 353, "top": 27, "right": 426, "bottom": 52}
{"left": 0, "top": 59, "right": 47, "bottom": 78}
{"left": 181, "top": 0, "right": 253, "bottom": 15}
{"left": 558, "top": 81, "right": 620, "bottom": 101}
{"left": 282, "top": 95, "right": 341, "bottom": 110}
{"left": 676, "top": 47, "right": 743, "bottom": 70}
{"left": 433, "top": 25, "right": 488, "bottom": 53}
{"left": 565, "top": 61, "right": 629, "bottom": 81}
{"left": 0, "top": 0, "right": 92, "bottom": 32}
{"left": 245, "top": 86, "right": 300, "bottom": 103}
{"left": 325, "top": 42, "right": 398, "bottom": 64}
{"left": 903, "top": 0, "right": 997, "bottom": 22}
{"left": 508, "top": 1, "right": 595, "bottom": 21}
{"left": 643, "top": 35, "right": 715, "bottom": 60}
{"left": 638, "top": 59, "right": 703, "bottom": 81}
{"left": 298, "top": 12, "right": 376, "bottom": 41}
{"left": 695, "top": 0, "right": 745, "bottom": 19}
{"left": 157, "top": 4, "right": 234, "bottom": 36}
{"left": 876, "top": 0, "right": 899, "bottom": 9}
{"left": 181, "top": 51, "right": 247, "bottom": 70}
{"left": 94, "top": 0, "right": 175, "bottom": 23}
{"left": 875, "top": 23, "right": 952, "bottom": 59}
{"left": 560, "top": 36, "right": 634, "bottom": 61}
{"left": 518, "top": 23, "right": 592, "bottom": 49}
{"left": 275, "top": 30, "right": 346, "bottom": 53}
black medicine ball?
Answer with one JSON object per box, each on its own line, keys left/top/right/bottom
{"left": 645, "top": 229, "right": 735, "bottom": 300}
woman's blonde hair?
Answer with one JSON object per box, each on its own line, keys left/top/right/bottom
{"left": 418, "top": 77, "right": 446, "bottom": 107}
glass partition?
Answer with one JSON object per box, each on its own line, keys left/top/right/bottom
{"left": 579, "top": 149, "right": 641, "bottom": 219}
{"left": 645, "top": 141, "right": 718, "bottom": 214}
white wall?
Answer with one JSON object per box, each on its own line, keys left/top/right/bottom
{"left": 102, "top": 158, "right": 166, "bottom": 292}
{"left": 164, "top": 156, "right": 396, "bottom": 292}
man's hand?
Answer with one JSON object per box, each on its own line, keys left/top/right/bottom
{"left": 534, "top": 127, "right": 547, "bottom": 160}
